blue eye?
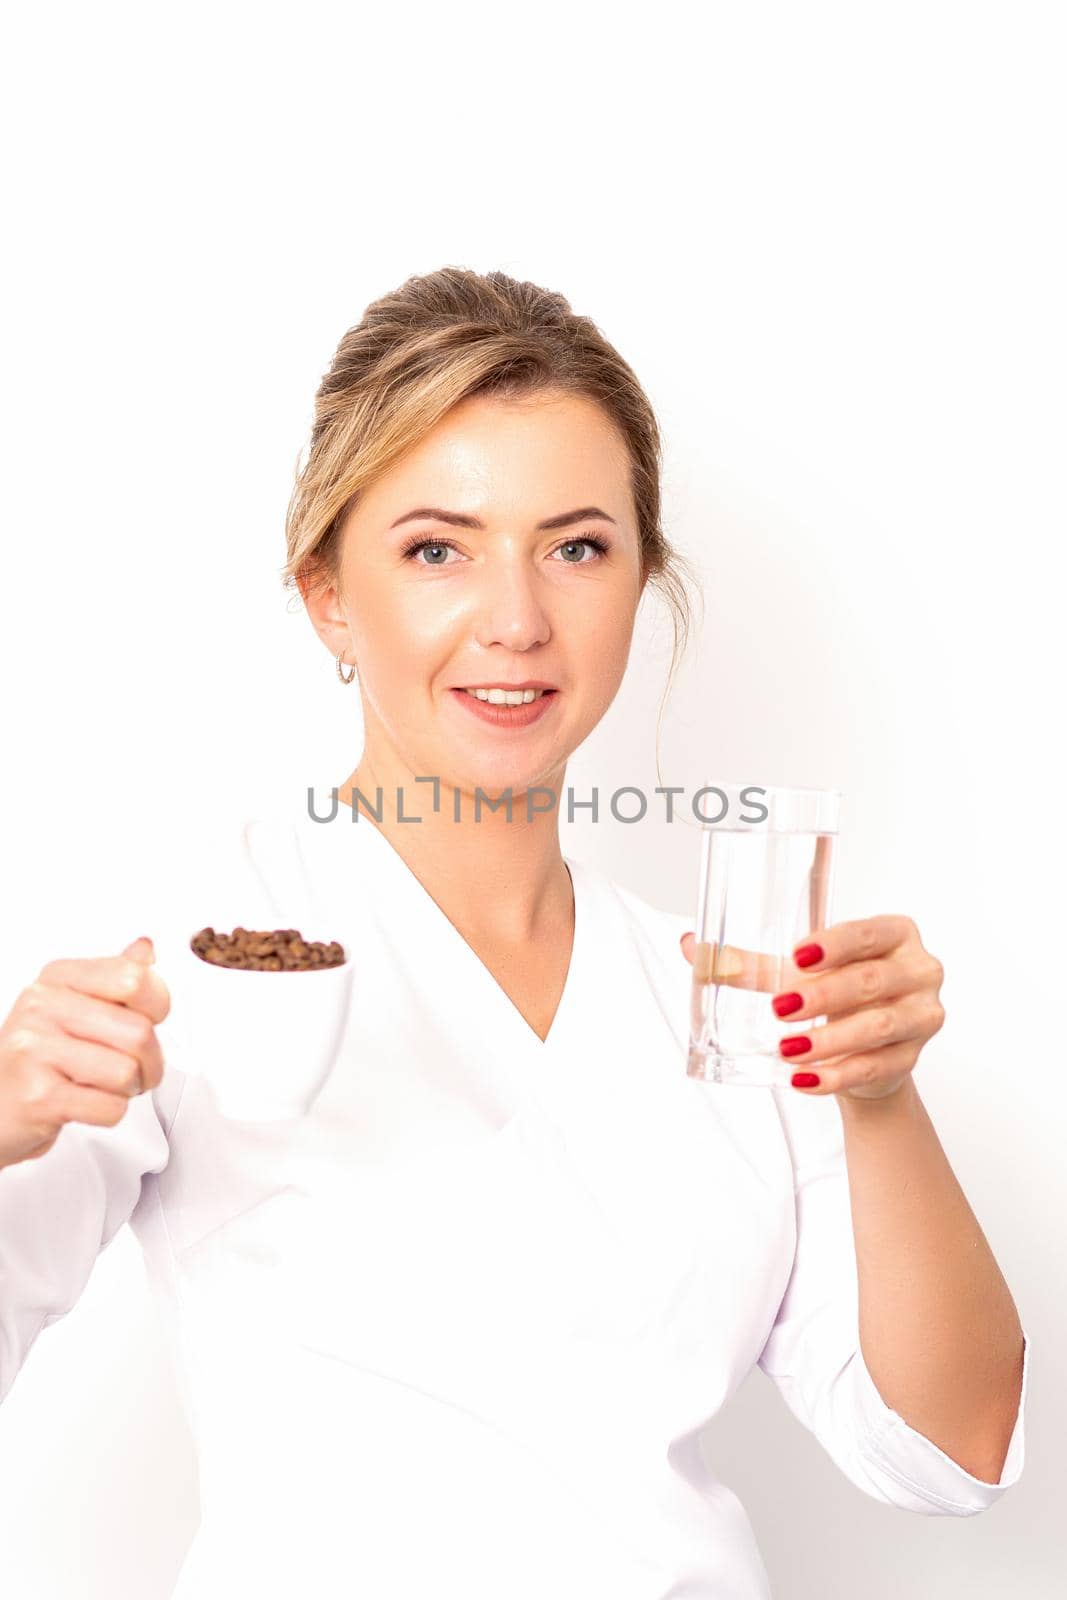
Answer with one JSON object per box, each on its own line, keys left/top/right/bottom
{"left": 554, "top": 537, "right": 609, "bottom": 563}
{"left": 399, "top": 534, "right": 610, "bottom": 565}
{"left": 400, "top": 537, "right": 459, "bottom": 565}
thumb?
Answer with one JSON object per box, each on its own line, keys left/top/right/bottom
{"left": 679, "top": 932, "right": 745, "bottom": 982}
{"left": 122, "top": 935, "right": 156, "bottom": 965}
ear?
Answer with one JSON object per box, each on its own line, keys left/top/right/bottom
{"left": 298, "top": 562, "right": 351, "bottom": 657}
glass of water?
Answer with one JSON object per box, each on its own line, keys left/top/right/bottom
{"left": 686, "top": 783, "right": 841, "bottom": 1087}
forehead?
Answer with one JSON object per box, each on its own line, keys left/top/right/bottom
{"left": 356, "top": 391, "right": 633, "bottom": 520}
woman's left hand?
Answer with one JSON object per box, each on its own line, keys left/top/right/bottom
{"left": 680, "top": 915, "right": 946, "bottom": 1100}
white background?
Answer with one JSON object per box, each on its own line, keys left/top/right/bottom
{"left": 1, "top": 1, "right": 1063, "bottom": 1594}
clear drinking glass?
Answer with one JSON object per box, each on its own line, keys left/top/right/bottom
{"left": 686, "top": 782, "right": 840, "bottom": 1087}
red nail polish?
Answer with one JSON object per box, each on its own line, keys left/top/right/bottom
{"left": 773, "top": 991, "right": 804, "bottom": 1017}
{"left": 791, "top": 1072, "right": 821, "bottom": 1088}
{"left": 780, "top": 1035, "right": 813, "bottom": 1057}
{"left": 794, "top": 943, "right": 824, "bottom": 968}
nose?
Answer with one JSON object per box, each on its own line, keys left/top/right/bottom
{"left": 471, "top": 553, "right": 552, "bottom": 653}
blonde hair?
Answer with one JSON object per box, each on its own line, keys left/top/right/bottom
{"left": 281, "top": 266, "right": 702, "bottom": 785}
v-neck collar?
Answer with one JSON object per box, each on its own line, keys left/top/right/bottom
{"left": 333, "top": 815, "right": 588, "bottom": 1059}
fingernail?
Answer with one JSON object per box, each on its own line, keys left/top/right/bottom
{"left": 780, "top": 1035, "right": 813, "bottom": 1057}
{"left": 773, "top": 991, "right": 804, "bottom": 1017}
{"left": 794, "top": 943, "right": 824, "bottom": 968}
{"left": 791, "top": 1072, "right": 821, "bottom": 1088}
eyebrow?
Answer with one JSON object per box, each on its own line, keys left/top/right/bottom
{"left": 388, "top": 505, "right": 618, "bottom": 532}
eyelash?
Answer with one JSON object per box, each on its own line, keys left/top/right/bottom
{"left": 398, "top": 533, "right": 611, "bottom": 566}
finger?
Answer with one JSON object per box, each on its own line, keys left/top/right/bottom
{"left": 48, "top": 1074, "right": 135, "bottom": 1128}
{"left": 19, "top": 982, "right": 165, "bottom": 1091}
{"left": 37, "top": 944, "right": 171, "bottom": 1025}
{"left": 684, "top": 935, "right": 745, "bottom": 981}
{"left": 15, "top": 1020, "right": 155, "bottom": 1097}
{"left": 776, "top": 990, "right": 938, "bottom": 1066}
{"left": 682, "top": 935, "right": 793, "bottom": 992}
{"left": 788, "top": 915, "right": 916, "bottom": 974}
{"left": 771, "top": 951, "right": 933, "bottom": 1022}
{"left": 788, "top": 1038, "right": 920, "bottom": 1098}
{"left": 56, "top": 1029, "right": 150, "bottom": 1096}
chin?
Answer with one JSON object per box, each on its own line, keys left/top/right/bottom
{"left": 446, "top": 752, "right": 567, "bottom": 806}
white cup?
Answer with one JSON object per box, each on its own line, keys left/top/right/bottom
{"left": 158, "top": 931, "right": 355, "bottom": 1121}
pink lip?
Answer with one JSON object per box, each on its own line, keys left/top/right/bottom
{"left": 449, "top": 687, "right": 559, "bottom": 729}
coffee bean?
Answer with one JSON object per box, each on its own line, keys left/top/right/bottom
{"left": 190, "top": 926, "right": 346, "bottom": 971}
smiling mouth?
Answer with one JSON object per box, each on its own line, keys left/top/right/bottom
{"left": 458, "top": 687, "right": 556, "bottom": 705}
{"left": 449, "top": 686, "right": 560, "bottom": 725}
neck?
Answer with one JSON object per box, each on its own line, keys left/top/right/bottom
{"left": 332, "top": 759, "right": 572, "bottom": 944}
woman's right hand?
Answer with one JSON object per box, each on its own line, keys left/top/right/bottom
{"left": 0, "top": 936, "right": 171, "bottom": 1170}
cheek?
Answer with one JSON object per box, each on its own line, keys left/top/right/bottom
{"left": 350, "top": 582, "right": 454, "bottom": 678}
{"left": 578, "top": 606, "right": 638, "bottom": 704}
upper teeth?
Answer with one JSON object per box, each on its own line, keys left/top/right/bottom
{"left": 465, "top": 687, "right": 546, "bottom": 705}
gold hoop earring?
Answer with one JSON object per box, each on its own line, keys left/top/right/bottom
{"left": 336, "top": 652, "right": 356, "bottom": 685}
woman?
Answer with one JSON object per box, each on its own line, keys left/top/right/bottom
{"left": 0, "top": 268, "right": 1029, "bottom": 1598}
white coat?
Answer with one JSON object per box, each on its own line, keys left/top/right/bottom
{"left": 0, "top": 809, "right": 1030, "bottom": 1598}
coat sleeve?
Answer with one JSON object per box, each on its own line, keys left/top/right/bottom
{"left": 756, "top": 1085, "right": 1030, "bottom": 1516}
{"left": 0, "top": 1083, "right": 181, "bottom": 1405}
{"left": 0, "top": 805, "right": 204, "bottom": 1406}
{"left": 0, "top": 804, "right": 311, "bottom": 1404}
